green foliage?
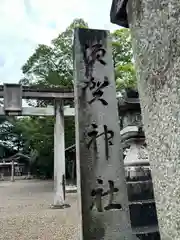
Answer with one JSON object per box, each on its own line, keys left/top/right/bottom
{"left": 0, "top": 117, "right": 30, "bottom": 153}
{"left": 111, "top": 28, "right": 137, "bottom": 91}
{"left": 115, "top": 63, "right": 137, "bottom": 90}
{"left": 112, "top": 28, "right": 133, "bottom": 65}
{"left": 21, "top": 18, "right": 88, "bottom": 88}
{"left": 0, "top": 116, "right": 17, "bottom": 158}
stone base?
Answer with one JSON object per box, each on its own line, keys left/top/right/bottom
{"left": 66, "top": 185, "right": 77, "bottom": 193}
{"left": 50, "top": 203, "right": 71, "bottom": 209}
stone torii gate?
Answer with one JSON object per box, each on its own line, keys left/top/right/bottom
{"left": 0, "top": 83, "right": 74, "bottom": 208}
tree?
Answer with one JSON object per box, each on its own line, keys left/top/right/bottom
{"left": 0, "top": 117, "right": 17, "bottom": 159}
{"left": 111, "top": 28, "right": 137, "bottom": 91}
{"left": 21, "top": 18, "right": 88, "bottom": 88}
{"left": 21, "top": 22, "right": 136, "bottom": 92}
{"left": 18, "top": 19, "right": 88, "bottom": 178}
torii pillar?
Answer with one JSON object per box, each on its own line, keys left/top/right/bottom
{"left": 52, "top": 100, "right": 70, "bottom": 209}
{"left": 1, "top": 83, "right": 73, "bottom": 208}
{"left": 111, "top": 0, "right": 180, "bottom": 239}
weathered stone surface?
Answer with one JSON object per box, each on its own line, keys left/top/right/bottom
{"left": 127, "top": 1, "right": 180, "bottom": 239}
{"left": 122, "top": 112, "right": 142, "bottom": 129}
{"left": 124, "top": 143, "right": 148, "bottom": 165}
{"left": 53, "top": 101, "right": 67, "bottom": 207}
{"left": 74, "top": 28, "right": 135, "bottom": 240}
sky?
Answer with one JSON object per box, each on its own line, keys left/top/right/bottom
{"left": 0, "top": 0, "right": 119, "bottom": 84}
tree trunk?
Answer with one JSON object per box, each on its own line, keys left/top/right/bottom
{"left": 127, "top": 0, "right": 180, "bottom": 239}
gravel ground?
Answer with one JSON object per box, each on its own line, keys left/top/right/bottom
{"left": 0, "top": 180, "right": 79, "bottom": 240}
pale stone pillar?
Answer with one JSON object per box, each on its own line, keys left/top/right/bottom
{"left": 52, "top": 101, "right": 70, "bottom": 208}
{"left": 126, "top": 0, "right": 180, "bottom": 239}
{"left": 11, "top": 159, "right": 15, "bottom": 182}
{"left": 74, "top": 28, "right": 135, "bottom": 240}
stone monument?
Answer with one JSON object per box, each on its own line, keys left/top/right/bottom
{"left": 74, "top": 28, "right": 134, "bottom": 240}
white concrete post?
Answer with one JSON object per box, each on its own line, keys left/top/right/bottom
{"left": 52, "top": 101, "right": 70, "bottom": 208}
{"left": 0, "top": 172, "right": 4, "bottom": 181}
{"left": 11, "top": 159, "right": 15, "bottom": 182}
